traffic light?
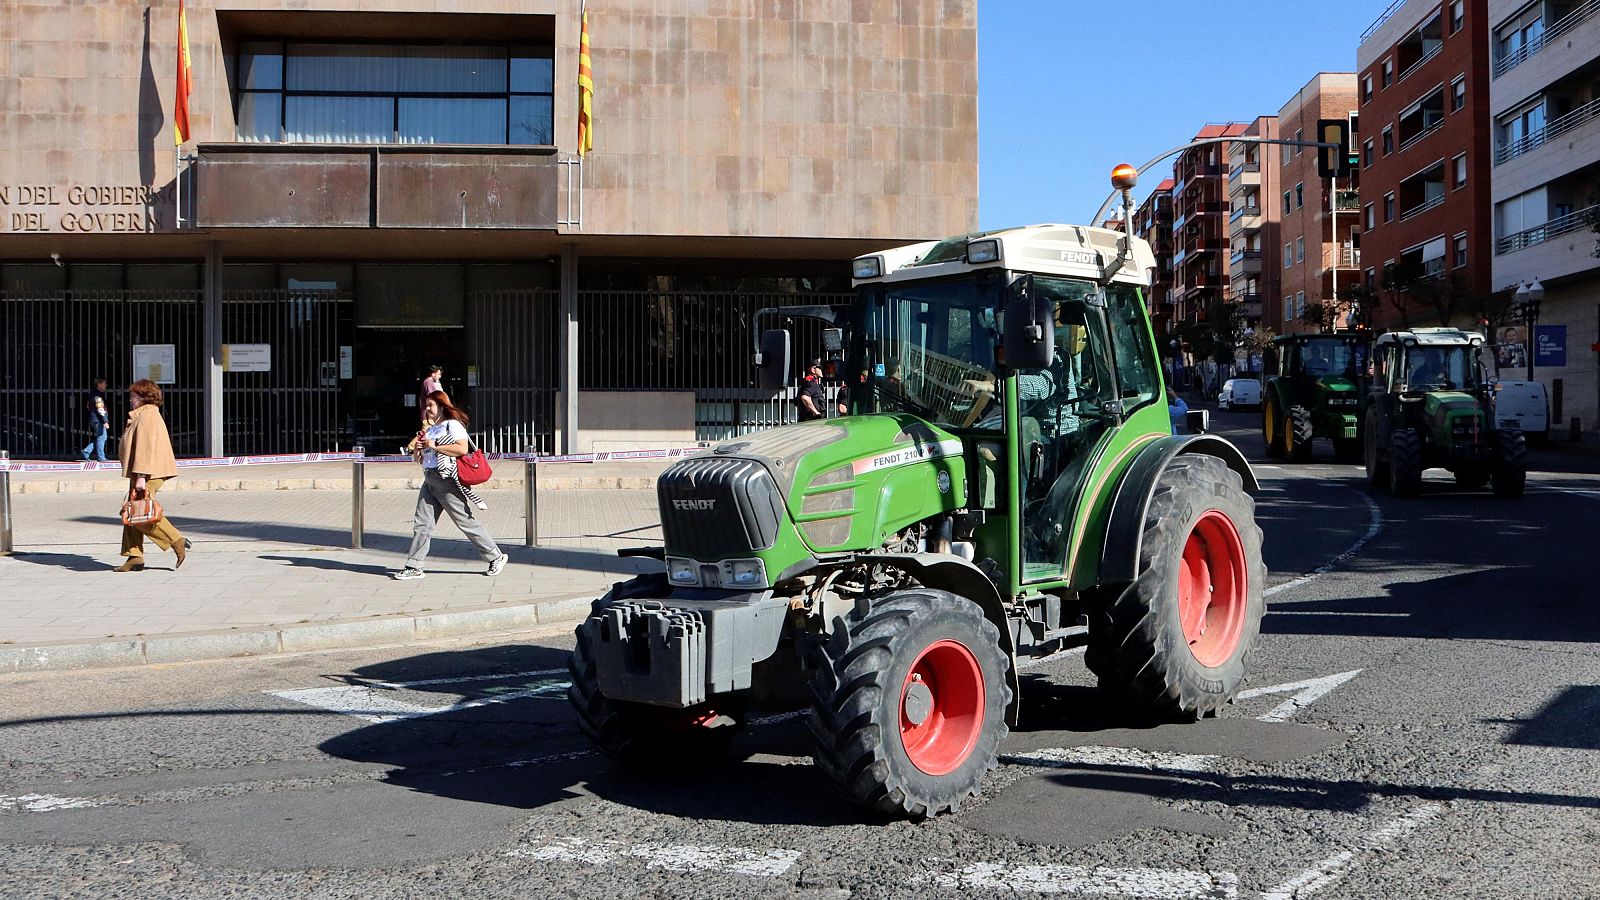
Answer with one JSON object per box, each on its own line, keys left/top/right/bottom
{"left": 1316, "top": 119, "right": 1354, "bottom": 179}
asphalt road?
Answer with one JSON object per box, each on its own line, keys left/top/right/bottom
{"left": 3, "top": 410, "right": 1598, "bottom": 899}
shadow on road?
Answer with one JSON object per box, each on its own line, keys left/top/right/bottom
{"left": 7, "top": 552, "right": 114, "bottom": 572}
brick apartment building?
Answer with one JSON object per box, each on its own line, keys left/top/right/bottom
{"left": 1170, "top": 124, "right": 1248, "bottom": 330}
{"left": 1134, "top": 177, "right": 1175, "bottom": 342}
{"left": 1356, "top": 0, "right": 1492, "bottom": 328}
{"left": 1225, "top": 117, "right": 1281, "bottom": 336}
{"left": 1275, "top": 73, "right": 1363, "bottom": 335}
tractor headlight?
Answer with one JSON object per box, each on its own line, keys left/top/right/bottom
{"left": 852, "top": 256, "right": 883, "bottom": 279}
{"left": 967, "top": 239, "right": 1001, "bottom": 264}
{"left": 725, "top": 558, "right": 767, "bottom": 587}
{"left": 667, "top": 558, "right": 698, "bottom": 585}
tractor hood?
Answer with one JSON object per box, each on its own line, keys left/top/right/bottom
{"left": 1423, "top": 391, "right": 1489, "bottom": 442}
{"left": 1315, "top": 376, "right": 1362, "bottom": 410}
{"left": 1422, "top": 391, "right": 1481, "bottom": 419}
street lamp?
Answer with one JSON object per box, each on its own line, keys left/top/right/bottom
{"left": 1513, "top": 279, "right": 1544, "bottom": 381}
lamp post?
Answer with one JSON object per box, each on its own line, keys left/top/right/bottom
{"left": 1514, "top": 279, "right": 1544, "bottom": 381}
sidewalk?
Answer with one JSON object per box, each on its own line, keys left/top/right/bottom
{"left": 0, "top": 485, "right": 662, "bottom": 674}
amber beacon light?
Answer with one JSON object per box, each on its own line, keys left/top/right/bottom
{"left": 1110, "top": 164, "right": 1139, "bottom": 191}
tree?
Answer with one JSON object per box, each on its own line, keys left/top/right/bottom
{"left": 1299, "top": 300, "right": 1345, "bottom": 333}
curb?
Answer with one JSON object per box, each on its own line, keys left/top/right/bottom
{"left": 11, "top": 475, "right": 662, "bottom": 495}
{"left": 0, "top": 595, "right": 596, "bottom": 675}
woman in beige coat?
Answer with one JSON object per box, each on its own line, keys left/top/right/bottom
{"left": 116, "top": 378, "right": 188, "bottom": 572}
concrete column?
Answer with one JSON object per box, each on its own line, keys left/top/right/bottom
{"left": 202, "top": 242, "right": 224, "bottom": 458}
{"left": 558, "top": 243, "right": 580, "bottom": 454}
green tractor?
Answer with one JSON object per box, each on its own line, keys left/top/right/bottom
{"left": 1262, "top": 332, "right": 1368, "bottom": 463}
{"left": 569, "top": 223, "right": 1267, "bottom": 817}
{"left": 1363, "top": 327, "right": 1526, "bottom": 497}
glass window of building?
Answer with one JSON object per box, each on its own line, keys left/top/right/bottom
{"left": 1283, "top": 191, "right": 1292, "bottom": 215}
{"left": 1363, "top": 138, "right": 1374, "bottom": 167}
{"left": 1384, "top": 193, "right": 1395, "bottom": 222}
{"left": 1453, "top": 153, "right": 1467, "bottom": 188}
{"left": 1497, "top": 99, "right": 1547, "bottom": 150}
{"left": 1495, "top": 7, "right": 1544, "bottom": 64}
{"left": 1453, "top": 233, "right": 1467, "bottom": 267}
{"left": 1284, "top": 243, "right": 1294, "bottom": 267}
{"left": 1362, "top": 75, "right": 1374, "bottom": 103}
{"left": 1452, "top": 77, "right": 1466, "bottom": 111}
{"left": 1450, "top": 0, "right": 1465, "bottom": 33}
{"left": 1295, "top": 183, "right": 1304, "bottom": 209}
{"left": 1365, "top": 203, "right": 1376, "bottom": 230}
{"left": 1295, "top": 237, "right": 1305, "bottom": 263}
{"left": 1294, "top": 129, "right": 1304, "bottom": 155}
{"left": 1382, "top": 126, "right": 1394, "bottom": 155}
{"left": 1381, "top": 58, "right": 1394, "bottom": 88}
{"left": 235, "top": 41, "right": 554, "bottom": 145}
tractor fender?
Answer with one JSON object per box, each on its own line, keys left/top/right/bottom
{"left": 857, "top": 552, "right": 1021, "bottom": 726}
{"left": 1096, "top": 435, "right": 1260, "bottom": 588}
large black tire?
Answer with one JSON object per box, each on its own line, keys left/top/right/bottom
{"left": 1492, "top": 429, "right": 1527, "bottom": 498}
{"left": 1085, "top": 455, "right": 1266, "bottom": 720}
{"left": 568, "top": 576, "right": 743, "bottom": 765}
{"left": 1263, "top": 395, "right": 1286, "bottom": 459}
{"left": 1388, "top": 428, "right": 1423, "bottom": 497}
{"left": 1286, "top": 406, "right": 1314, "bottom": 462}
{"left": 807, "top": 588, "right": 1010, "bottom": 818}
{"left": 1364, "top": 410, "right": 1389, "bottom": 488}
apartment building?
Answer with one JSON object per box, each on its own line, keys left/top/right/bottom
{"left": 1171, "top": 123, "right": 1250, "bottom": 330}
{"left": 1224, "top": 117, "right": 1281, "bottom": 335}
{"left": 1276, "top": 73, "right": 1363, "bottom": 335}
{"left": 1134, "top": 178, "right": 1176, "bottom": 341}
{"left": 1356, "top": 0, "right": 1492, "bottom": 325}
{"left": 1488, "top": 0, "right": 1600, "bottom": 434}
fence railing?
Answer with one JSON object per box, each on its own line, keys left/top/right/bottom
{"left": 1495, "top": 95, "right": 1600, "bottom": 165}
{"left": 1495, "top": 203, "right": 1600, "bottom": 255}
{"left": 1399, "top": 193, "right": 1447, "bottom": 222}
{"left": 1493, "top": 0, "right": 1600, "bottom": 78}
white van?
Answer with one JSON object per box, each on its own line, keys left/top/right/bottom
{"left": 1491, "top": 379, "right": 1548, "bottom": 443}
{"left": 1217, "top": 378, "right": 1262, "bottom": 411}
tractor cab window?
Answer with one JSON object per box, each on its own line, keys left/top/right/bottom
{"left": 1301, "top": 340, "right": 1358, "bottom": 378}
{"left": 1017, "top": 276, "right": 1118, "bottom": 581}
{"left": 851, "top": 275, "right": 1003, "bottom": 430}
{"left": 1404, "top": 346, "right": 1478, "bottom": 391}
{"left": 1106, "top": 284, "right": 1162, "bottom": 410}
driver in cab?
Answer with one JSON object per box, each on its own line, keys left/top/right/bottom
{"left": 1408, "top": 350, "right": 1451, "bottom": 390}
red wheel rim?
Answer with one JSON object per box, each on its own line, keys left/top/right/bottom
{"left": 1177, "top": 510, "right": 1249, "bottom": 668}
{"left": 899, "top": 639, "right": 985, "bottom": 776}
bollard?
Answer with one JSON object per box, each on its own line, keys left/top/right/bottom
{"left": 351, "top": 460, "right": 365, "bottom": 549}
{"left": 524, "top": 455, "right": 539, "bottom": 548}
{"left": 0, "top": 469, "right": 12, "bottom": 556}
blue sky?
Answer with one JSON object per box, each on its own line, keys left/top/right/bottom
{"left": 977, "top": 2, "right": 1386, "bottom": 230}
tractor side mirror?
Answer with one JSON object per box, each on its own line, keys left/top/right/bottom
{"left": 1003, "top": 274, "right": 1053, "bottom": 370}
{"left": 756, "top": 328, "right": 792, "bottom": 391}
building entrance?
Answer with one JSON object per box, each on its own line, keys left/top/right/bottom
{"left": 349, "top": 328, "right": 467, "bottom": 454}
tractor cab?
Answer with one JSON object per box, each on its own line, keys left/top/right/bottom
{"left": 1263, "top": 331, "right": 1368, "bottom": 462}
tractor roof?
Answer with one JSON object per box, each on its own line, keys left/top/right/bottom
{"left": 1372, "top": 327, "right": 1485, "bottom": 348}
{"left": 853, "top": 224, "right": 1156, "bottom": 289}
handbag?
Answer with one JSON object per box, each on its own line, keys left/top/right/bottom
{"left": 120, "top": 489, "right": 164, "bottom": 527}
{"left": 456, "top": 444, "right": 492, "bottom": 486}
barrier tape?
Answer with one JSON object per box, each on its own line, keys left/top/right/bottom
{"left": 0, "top": 447, "right": 707, "bottom": 472}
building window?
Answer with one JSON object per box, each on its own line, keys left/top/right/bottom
{"left": 1452, "top": 77, "right": 1466, "bottom": 111}
{"left": 1294, "top": 129, "right": 1304, "bottom": 155}
{"left": 1495, "top": 6, "right": 1545, "bottom": 67}
{"left": 1366, "top": 267, "right": 1377, "bottom": 288}
{"left": 1362, "top": 75, "right": 1374, "bottom": 103}
{"left": 1382, "top": 126, "right": 1394, "bottom": 155}
{"left": 1498, "top": 99, "right": 1546, "bottom": 153}
{"left": 235, "top": 41, "right": 556, "bottom": 145}
{"left": 1363, "top": 138, "right": 1374, "bottom": 167}
{"left": 1284, "top": 243, "right": 1294, "bottom": 268}
{"left": 1284, "top": 296, "right": 1294, "bottom": 321}
{"left": 1296, "top": 292, "right": 1306, "bottom": 320}
{"left": 1365, "top": 203, "right": 1376, "bottom": 230}
{"left": 1384, "top": 192, "right": 1395, "bottom": 222}
{"left": 1295, "top": 182, "right": 1304, "bottom": 209}
{"left": 1382, "top": 58, "right": 1394, "bottom": 88}
{"left": 1296, "top": 237, "right": 1305, "bottom": 263}
{"left": 1453, "top": 153, "right": 1467, "bottom": 188}
{"left": 1283, "top": 191, "right": 1293, "bottom": 215}
{"left": 1450, "top": 0, "right": 1464, "bottom": 33}
{"left": 1453, "top": 233, "right": 1468, "bottom": 267}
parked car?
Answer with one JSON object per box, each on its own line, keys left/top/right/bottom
{"left": 1491, "top": 379, "right": 1549, "bottom": 445}
{"left": 1217, "top": 377, "right": 1262, "bottom": 411}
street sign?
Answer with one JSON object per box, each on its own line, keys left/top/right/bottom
{"left": 222, "top": 343, "right": 271, "bottom": 372}
{"left": 1535, "top": 325, "right": 1566, "bottom": 367}
{"left": 1316, "top": 119, "right": 1353, "bottom": 179}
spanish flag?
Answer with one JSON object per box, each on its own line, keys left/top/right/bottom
{"left": 174, "top": 0, "right": 192, "bottom": 146}
{"left": 577, "top": 8, "right": 593, "bottom": 156}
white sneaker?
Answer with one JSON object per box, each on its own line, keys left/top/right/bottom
{"left": 485, "top": 553, "right": 509, "bottom": 576}
{"left": 393, "top": 567, "right": 426, "bottom": 580}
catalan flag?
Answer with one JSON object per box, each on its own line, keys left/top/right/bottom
{"left": 577, "top": 8, "right": 593, "bottom": 156}
{"left": 174, "top": 0, "right": 192, "bottom": 146}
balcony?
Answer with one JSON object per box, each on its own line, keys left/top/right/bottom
{"left": 1228, "top": 161, "right": 1261, "bottom": 187}
{"left": 1324, "top": 246, "right": 1362, "bottom": 269}
{"left": 1332, "top": 190, "right": 1361, "bottom": 211}
{"left": 1229, "top": 249, "right": 1263, "bottom": 274}
{"left": 1494, "top": 0, "right": 1600, "bottom": 79}
{"left": 1229, "top": 207, "right": 1263, "bottom": 234}
{"left": 1398, "top": 87, "right": 1447, "bottom": 153}
{"left": 1495, "top": 94, "right": 1600, "bottom": 165}
{"left": 1496, "top": 203, "right": 1600, "bottom": 254}
{"left": 1234, "top": 294, "right": 1264, "bottom": 319}
{"left": 1398, "top": 161, "right": 1448, "bottom": 222}
{"left": 1396, "top": 9, "right": 1445, "bottom": 83}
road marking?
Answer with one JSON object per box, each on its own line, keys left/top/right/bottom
{"left": 1265, "top": 490, "right": 1382, "bottom": 599}
{"left": 270, "top": 675, "right": 568, "bottom": 724}
{"left": 359, "top": 667, "right": 568, "bottom": 690}
{"left": 1004, "top": 745, "right": 1220, "bottom": 775}
{"left": 1236, "top": 670, "right": 1363, "bottom": 723}
{"left": 914, "top": 859, "right": 1239, "bottom": 898}
{"left": 0, "top": 792, "right": 102, "bottom": 812}
{"left": 506, "top": 836, "right": 801, "bottom": 877}
{"left": 1261, "top": 803, "right": 1443, "bottom": 900}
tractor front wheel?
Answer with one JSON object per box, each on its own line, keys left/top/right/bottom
{"left": 1389, "top": 428, "right": 1423, "bottom": 496}
{"left": 1287, "top": 406, "right": 1314, "bottom": 462}
{"left": 1263, "top": 396, "right": 1286, "bottom": 459}
{"left": 1364, "top": 411, "right": 1389, "bottom": 487}
{"left": 808, "top": 588, "right": 1010, "bottom": 817}
{"left": 1086, "top": 455, "right": 1266, "bottom": 720}
{"left": 1493, "top": 429, "right": 1527, "bottom": 498}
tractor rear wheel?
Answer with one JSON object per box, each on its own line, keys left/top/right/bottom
{"left": 1287, "top": 406, "right": 1314, "bottom": 462}
{"left": 1388, "top": 428, "right": 1423, "bottom": 496}
{"left": 1493, "top": 429, "right": 1527, "bottom": 498}
{"left": 1364, "top": 411, "right": 1389, "bottom": 487}
{"left": 1263, "top": 396, "right": 1286, "bottom": 459}
{"left": 1085, "top": 455, "right": 1266, "bottom": 720}
{"left": 807, "top": 588, "right": 1010, "bottom": 817}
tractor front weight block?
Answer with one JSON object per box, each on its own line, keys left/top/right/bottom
{"left": 582, "top": 593, "right": 787, "bottom": 708}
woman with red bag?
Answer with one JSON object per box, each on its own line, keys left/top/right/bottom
{"left": 115, "top": 379, "right": 189, "bottom": 572}
{"left": 393, "top": 390, "right": 508, "bottom": 581}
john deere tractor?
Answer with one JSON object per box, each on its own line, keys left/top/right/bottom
{"left": 569, "top": 221, "right": 1267, "bottom": 817}
{"left": 1262, "top": 332, "right": 1368, "bottom": 462}
{"left": 1363, "top": 327, "right": 1526, "bottom": 497}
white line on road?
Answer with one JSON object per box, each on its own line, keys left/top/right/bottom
{"left": 1265, "top": 490, "right": 1383, "bottom": 600}
{"left": 270, "top": 679, "right": 568, "bottom": 724}
{"left": 1003, "top": 745, "right": 1220, "bottom": 775}
{"left": 0, "top": 792, "right": 102, "bottom": 812}
{"left": 1260, "top": 803, "right": 1443, "bottom": 900}
{"left": 506, "top": 836, "right": 802, "bottom": 877}
{"left": 361, "top": 667, "right": 568, "bottom": 690}
{"left": 1236, "top": 670, "right": 1363, "bottom": 723}
{"left": 913, "top": 859, "right": 1239, "bottom": 898}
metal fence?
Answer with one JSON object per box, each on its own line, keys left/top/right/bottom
{"left": 0, "top": 290, "right": 205, "bottom": 459}
{"left": 579, "top": 290, "right": 852, "bottom": 441}
{"left": 468, "top": 288, "right": 559, "bottom": 454}
{"left": 221, "top": 289, "right": 348, "bottom": 455}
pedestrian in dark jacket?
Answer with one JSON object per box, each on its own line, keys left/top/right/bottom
{"left": 81, "top": 378, "right": 111, "bottom": 462}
